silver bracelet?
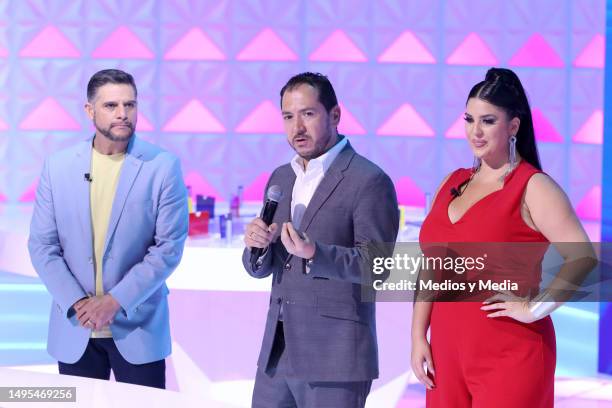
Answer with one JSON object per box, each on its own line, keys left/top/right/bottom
{"left": 528, "top": 292, "right": 559, "bottom": 320}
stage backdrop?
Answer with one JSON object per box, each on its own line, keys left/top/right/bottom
{"left": 0, "top": 0, "right": 604, "bottom": 234}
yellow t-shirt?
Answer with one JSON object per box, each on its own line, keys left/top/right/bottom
{"left": 89, "top": 148, "right": 125, "bottom": 338}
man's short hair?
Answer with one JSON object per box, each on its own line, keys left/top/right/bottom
{"left": 280, "top": 72, "right": 338, "bottom": 112}
{"left": 87, "top": 69, "right": 137, "bottom": 102}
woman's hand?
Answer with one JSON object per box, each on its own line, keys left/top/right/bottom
{"left": 411, "top": 336, "right": 435, "bottom": 390}
{"left": 481, "top": 291, "right": 537, "bottom": 323}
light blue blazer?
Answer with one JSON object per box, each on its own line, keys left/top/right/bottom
{"left": 28, "top": 136, "right": 189, "bottom": 364}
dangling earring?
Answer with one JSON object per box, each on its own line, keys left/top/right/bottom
{"left": 509, "top": 135, "right": 517, "bottom": 167}
{"left": 472, "top": 156, "right": 481, "bottom": 172}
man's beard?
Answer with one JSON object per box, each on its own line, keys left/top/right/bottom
{"left": 293, "top": 120, "right": 334, "bottom": 161}
{"left": 94, "top": 121, "right": 135, "bottom": 142}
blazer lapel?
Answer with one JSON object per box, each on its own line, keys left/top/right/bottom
{"left": 278, "top": 171, "right": 295, "bottom": 225}
{"left": 277, "top": 169, "right": 296, "bottom": 268}
{"left": 102, "top": 138, "right": 143, "bottom": 255}
{"left": 297, "top": 142, "right": 354, "bottom": 232}
{"left": 75, "top": 139, "right": 94, "bottom": 246}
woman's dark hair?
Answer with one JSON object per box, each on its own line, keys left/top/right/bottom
{"left": 467, "top": 67, "right": 542, "bottom": 170}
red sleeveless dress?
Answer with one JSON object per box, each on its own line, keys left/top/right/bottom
{"left": 419, "top": 161, "right": 556, "bottom": 408}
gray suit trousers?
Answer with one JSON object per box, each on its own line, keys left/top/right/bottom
{"left": 251, "top": 322, "right": 372, "bottom": 408}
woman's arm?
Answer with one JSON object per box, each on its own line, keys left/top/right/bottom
{"left": 482, "top": 173, "right": 597, "bottom": 321}
{"left": 410, "top": 171, "right": 455, "bottom": 389}
{"left": 411, "top": 300, "right": 435, "bottom": 389}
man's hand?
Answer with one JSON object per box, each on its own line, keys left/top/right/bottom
{"left": 244, "top": 217, "right": 278, "bottom": 250}
{"left": 281, "top": 222, "right": 315, "bottom": 259}
{"left": 76, "top": 294, "right": 121, "bottom": 330}
{"left": 72, "top": 296, "right": 91, "bottom": 311}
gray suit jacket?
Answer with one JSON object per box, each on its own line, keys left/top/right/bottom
{"left": 242, "top": 140, "right": 399, "bottom": 382}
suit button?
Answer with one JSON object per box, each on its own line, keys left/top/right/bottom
{"left": 276, "top": 298, "right": 282, "bottom": 304}
{"left": 284, "top": 263, "right": 291, "bottom": 270}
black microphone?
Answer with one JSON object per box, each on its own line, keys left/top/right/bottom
{"left": 84, "top": 173, "right": 93, "bottom": 183}
{"left": 250, "top": 185, "right": 282, "bottom": 268}
{"left": 450, "top": 187, "right": 460, "bottom": 198}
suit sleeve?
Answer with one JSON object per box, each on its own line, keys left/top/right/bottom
{"left": 307, "top": 171, "right": 399, "bottom": 285}
{"left": 28, "top": 159, "right": 88, "bottom": 317}
{"left": 109, "top": 156, "right": 189, "bottom": 319}
{"left": 242, "top": 245, "right": 275, "bottom": 278}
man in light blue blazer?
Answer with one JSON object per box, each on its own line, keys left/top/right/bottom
{"left": 28, "top": 69, "right": 188, "bottom": 388}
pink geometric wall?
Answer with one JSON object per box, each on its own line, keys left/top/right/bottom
{"left": 0, "top": 2, "right": 606, "bottom": 404}
{"left": 0, "top": 0, "right": 604, "bottom": 224}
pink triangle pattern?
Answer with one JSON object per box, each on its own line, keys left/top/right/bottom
{"left": 19, "top": 97, "right": 81, "bottom": 130}
{"left": 573, "top": 110, "right": 603, "bottom": 144}
{"left": 19, "top": 25, "right": 80, "bottom": 58}
{"left": 378, "top": 30, "right": 435, "bottom": 64}
{"left": 446, "top": 32, "right": 498, "bottom": 66}
{"left": 163, "top": 99, "right": 225, "bottom": 133}
{"left": 395, "top": 176, "right": 426, "bottom": 207}
{"left": 243, "top": 172, "right": 271, "bottom": 201}
{"left": 136, "top": 112, "right": 154, "bottom": 132}
{"left": 309, "top": 29, "right": 367, "bottom": 62}
{"left": 19, "top": 180, "right": 38, "bottom": 202}
{"left": 509, "top": 33, "right": 564, "bottom": 68}
{"left": 377, "top": 104, "right": 435, "bottom": 137}
{"left": 184, "top": 171, "right": 224, "bottom": 201}
{"left": 574, "top": 34, "right": 605, "bottom": 68}
{"left": 575, "top": 186, "right": 601, "bottom": 221}
{"left": 164, "top": 28, "right": 225, "bottom": 61}
{"left": 237, "top": 28, "right": 297, "bottom": 61}
{"left": 0, "top": 46, "right": 7, "bottom": 57}
{"left": 532, "top": 108, "right": 563, "bottom": 142}
{"left": 0, "top": 117, "right": 8, "bottom": 131}
{"left": 92, "top": 26, "right": 154, "bottom": 59}
{"left": 236, "top": 100, "right": 284, "bottom": 134}
{"left": 445, "top": 113, "right": 465, "bottom": 139}
{"left": 338, "top": 103, "right": 366, "bottom": 135}
{"left": 0, "top": 193, "right": 6, "bottom": 202}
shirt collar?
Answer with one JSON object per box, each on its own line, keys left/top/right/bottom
{"left": 291, "top": 135, "right": 348, "bottom": 175}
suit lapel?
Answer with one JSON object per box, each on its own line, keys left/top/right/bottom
{"left": 277, "top": 169, "right": 296, "bottom": 267}
{"left": 297, "top": 142, "right": 354, "bottom": 232}
{"left": 102, "top": 138, "right": 143, "bottom": 255}
{"left": 279, "top": 171, "right": 295, "bottom": 224}
{"left": 75, "top": 139, "right": 94, "bottom": 246}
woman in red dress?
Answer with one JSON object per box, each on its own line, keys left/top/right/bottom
{"left": 411, "top": 68, "right": 595, "bottom": 407}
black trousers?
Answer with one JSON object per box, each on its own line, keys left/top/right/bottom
{"left": 58, "top": 338, "right": 165, "bottom": 389}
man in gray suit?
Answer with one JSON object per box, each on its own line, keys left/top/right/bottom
{"left": 243, "top": 72, "right": 399, "bottom": 408}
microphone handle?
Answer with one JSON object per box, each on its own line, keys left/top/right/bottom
{"left": 250, "top": 199, "right": 279, "bottom": 267}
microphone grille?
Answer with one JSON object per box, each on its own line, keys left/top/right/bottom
{"left": 267, "top": 185, "right": 282, "bottom": 202}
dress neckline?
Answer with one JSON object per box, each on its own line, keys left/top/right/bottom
{"left": 446, "top": 162, "right": 523, "bottom": 225}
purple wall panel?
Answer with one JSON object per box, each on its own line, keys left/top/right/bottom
{"left": 0, "top": 1, "right": 606, "bottom": 402}
{"left": 0, "top": 0, "right": 603, "bottom": 215}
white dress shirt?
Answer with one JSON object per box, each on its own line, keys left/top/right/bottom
{"left": 290, "top": 136, "right": 348, "bottom": 228}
